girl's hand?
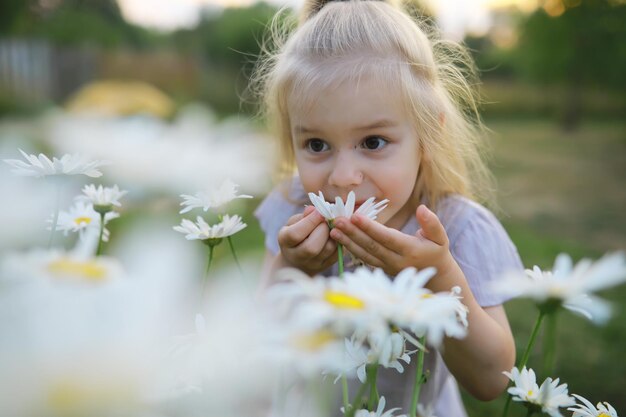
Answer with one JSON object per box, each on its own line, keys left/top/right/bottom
{"left": 277, "top": 206, "right": 338, "bottom": 276}
{"left": 330, "top": 205, "right": 453, "bottom": 276}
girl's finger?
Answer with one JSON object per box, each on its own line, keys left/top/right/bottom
{"left": 415, "top": 205, "right": 448, "bottom": 246}
{"left": 349, "top": 214, "right": 411, "bottom": 254}
{"left": 330, "top": 227, "right": 387, "bottom": 268}
{"left": 296, "top": 221, "right": 331, "bottom": 258}
{"left": 278, "top": 210, "right": 326, "bottom": 247}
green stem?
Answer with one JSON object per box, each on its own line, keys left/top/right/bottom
{"left": 205, "top": 245, "right": 214, "bottom": 277}
{"left": 347, "top": 379, "right": 370, "bottom": 417}
{"left": 502, "top": 311, "right": 546, "bottom": 417}
{"left": 543, "top": 312, "right": 557, "bottom": 376}
{"left": 95, "top": 212, "right": 105, "bottom": 256}
{"left": 227, "top": 236, "right": 243, "bottom": 276}
{"left": 201, "top": 244, "right": 215, "bottom": 297}
{"left": 525, "top": 408, "right": 534, "bottom": 417}
{"left": 47, "top": 181, "right": 61, "bottom": 249}
{"left": 341, "top": 375, "right": 350, "bottom": 416}
{"left": 409, "top": 336, "right": 426, "bottom": 417}
{"left": 338, "top": 242, "right": 344, "bottom": 276}
{"left": 366, "top": 364, "right": 379, "bottom": 411}
{"left": 520, "top": 311, "right": 546, "bottom": 369}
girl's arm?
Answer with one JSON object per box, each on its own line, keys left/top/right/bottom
{"left": 331, "top": 205, "right": 516, "bottom": 400}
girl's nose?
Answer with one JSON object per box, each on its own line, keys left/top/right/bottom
{"left": 328, "top": 152, "right": 363, "bottom": 188}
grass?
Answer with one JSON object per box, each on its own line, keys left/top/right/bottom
{"left": 461, "top": 117, "right": 626, "bottom": 416}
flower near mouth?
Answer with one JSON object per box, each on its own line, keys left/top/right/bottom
{"left": 307, "top": 190, "right": 388, "bottom": 223}
{"left": 3, "top": 149, "right": 108, "bottom": 178}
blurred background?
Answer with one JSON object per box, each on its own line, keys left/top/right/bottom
{"left": 0, "top": 0, "right": 624, "bottom": 415}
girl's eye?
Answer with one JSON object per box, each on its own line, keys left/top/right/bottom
{"left": 361, "top": 136, "right": 388, "bottom": 150}
{"left": 305, "top": 139, "right": 329, "bottom": 153}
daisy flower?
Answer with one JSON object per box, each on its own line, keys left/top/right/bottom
{"left": 568, "top": 394, "right": 618, "bottom": 417}
{"left": 491, "top": 252, "right": 626, "bottom": 324}
{"left": 308, "top": 191, "right": 388, "bottom": 224}
{"left": 1, "top": 248, "right": 124, "bottom": 284}
{"left": 3, "top": 148, "right": 107, "bottom": 178}
{"left": 179, "top": 179, "right": 252, "bottom": 214}
{"left": 268, "top": 267, "right": 467, "bottom": 347}
{"left": 173, "top": 215, "right": 246, "bottom": 242}
{"left": 78, "top": 184, "right": 127, "bottom": 211}
{"left": 51, "top": 201, "right": 119, "bottom": 242}
{"left": 354, "top": 396, "right": 406, "bottom": 417}
{"left": 503, "top": 367, "right": 575, "bottom": 417}
{"left": 344, "top": 332, "right": 413, "bottom": 383}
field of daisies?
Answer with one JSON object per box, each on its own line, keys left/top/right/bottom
{"left": 0, "top": 107, "right": 624, "bottom": 417}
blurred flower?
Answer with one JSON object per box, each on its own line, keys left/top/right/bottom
{"left": 308, "top": 191, "right": 388, "bottom": 224}
{"left": 345, "top": 332, "right": 413, "bottom": 383}
{"left": 3, "top": 148, "right": 107, "bottom": 178}
{"left": 65, "top": 80, "right": 175, "bottom": 118}
{"left": 78, "top": 184, "right": 127, "bottom": 211}
{"left": 173, "top": 215, "right": 246, "bottom": 242}
{"left": 51, "top": 201, "right": 119, "bottom": 242}
{"left": 568, "top": 394, "right": 618, "bottom": 417}
{"left": 1, "top": 248, "right": 125, "bottom": 285}
{"left": 354, "top": 396, "right": 406, "bottom": 417}
{"left": 268, "top": 267, "right": 467, "bottom": 348}
{"left": 503, "top": 367, "right": 575, "bottom": 417}
{"left": 47, "top": 108, "right": 273, "bottom": 195}
{"left": 179, "top": 179, "right": 252, "bottom": 214}
{"left": 492, "top": 252, "right": 626, "bottom": 324}
{"left": 160, "top": 279, "right": 276, "bottom": 416}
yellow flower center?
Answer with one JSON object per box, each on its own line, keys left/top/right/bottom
{"left": 527, "top": 390, "right": 534, "bottom": 397}
{"left": 598, "top": 414, "right": 610, "bottom": 417}
{"left": 47, "top": 258, "right": 107, "bottom": 281}
{"left": 293, "top": 329, "right": 336, "bottom": 351}
{"left": 421, "top": 293, "right": 433, "bottom": 299}
{"left": 74, "top": 216, "right": 92, "bottom": 226}
{"left": 324, "top": 291, "right": 365, "bottom": 309}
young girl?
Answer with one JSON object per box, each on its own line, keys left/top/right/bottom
{"left": 254, "top": 0, "right": 522, "bottom": 415}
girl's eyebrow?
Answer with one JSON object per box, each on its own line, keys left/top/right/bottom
{"left": 353, "top": 119, "right": 398, "bottom": 130}
{"left": 293, "top": 119, "right": 398, "bottom": 134}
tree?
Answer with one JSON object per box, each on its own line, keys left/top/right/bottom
{"left": 515, "top": 0, "right": 626, "bottom": 129}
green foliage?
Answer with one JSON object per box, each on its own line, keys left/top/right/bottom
{"left": 6, "top": 0, "right": 162, "bottom": 49}
{"left": 516, "top": 0, "right": 626, "bottom": 89}
{"left": 174, "top": 3, "right": 279, "bottom": 68}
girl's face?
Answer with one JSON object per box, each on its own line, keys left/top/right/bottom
{"left": 290, "top": 76, "right": 422, "bottom": 230}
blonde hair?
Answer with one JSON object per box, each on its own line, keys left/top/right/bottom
{"left": 253, "top": 0, "right": 495, "bottom": 209}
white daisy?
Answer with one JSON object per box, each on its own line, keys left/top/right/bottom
{"left": 1, "top": 248, "right": 125, "bottom": 284}
{"left": 307, "top": 190, "right": 388, "bottom": 223}
{"left": 492, "top": 252, "right": 626, "bottom": 324}
{"left": 51, "top": 201, "right": 119, "bottom": 242}
{"left": 173, "top": 214, "right": 246, "bottom": 241}
{"left": 3, "top": 148, "right": 107, "bottom": 178}
{"left": 78, "top": 184, "right": 127, "bottom": 210}
{"left": 568, "top": 394, "right": 618, "bottom": 417}
{"left": 268, "top": 267, "right": 467, "bottom": 348}
{"left": 179, "top": 179, "right": 252, "bottom": 214}
{"left": 345, "top": 332, "right": 413, "bottom": 383}
{"left": 354, "top": 396, "right": 406, "bottom": 417}
{"left": 504, "top": 367, "right": 575, "bottom": 417}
